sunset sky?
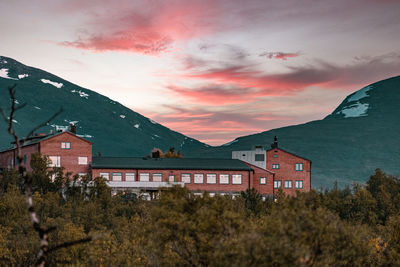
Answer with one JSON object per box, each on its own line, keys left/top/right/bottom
{"left": 1, "top": 0, "right": 399, "bottom": 145}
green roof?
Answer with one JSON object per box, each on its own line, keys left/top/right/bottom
{"left": 92, "top": 157, "right": 253, "bottom": 171}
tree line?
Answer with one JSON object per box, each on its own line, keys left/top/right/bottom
{"left": 1, "top": 153, "right": 400, "bottom": 265}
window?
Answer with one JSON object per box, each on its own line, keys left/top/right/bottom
{"left": 152, "top": 173, "right": 162, "bottom": 182}
{"left": 139, "top": 173, "right": 150, "bottom": 182}
{"left": 112, "top": 172, "right": 122, "bottom": 181}
{"left": 207, "top": 174, "right": 216, "bottom": 184}
{"left": 295, "top": 163, "right": 304, "bottom": 171}
{"left": 99, "top": 172, "right": 109, "bottom": 180}
{"left": 194, "top": 174, "right": 204, "bottom": 184}
{"left": 273, "top": 154, "right": 278, "bottom": 158}
{"left": 284, "top": 180, "right": 293, "bottom": 188}
{"left": 255, "top": 154, "right": 265, "bottom": 161}
{"left": 295, "top": 180, "right": 304, "bottom": 189}
{"left": 79, "top": 173, "right": 87, "bottom": 177}
{"left": 272, "top": 164, "right": 280, "bottom": 169}
{"left": 181, "top": 174, "right": 191, "bottom": 183}
{"left": 260, "top": 177, "right": 266, "bottom": 184}
{"left": 49, "top": 156, "right": 61, "bottom": 167}
{"left": 78, "top": 156, "right": 88, "bottom": 165}
{"left": 232, "top": 174, "right": 242, "bottom": 184}
{"left": 168, "top": 175, "right": 175, "bottom": 182}
{"left": 23, "top": 155, "right": 27, "bottom": 164}
{"left": 219, "top": 174, "right": 229, "bottom": 184}
{"left": 274, "top": 180, "right": 282, "bottom": 188}
{"left": 61, "top": 142, "right": 71, "bottom": 149}
{"left": 126, "top": 173, "right": 135, "bottom": 181}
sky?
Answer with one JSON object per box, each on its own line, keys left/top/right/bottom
{"left": 1, "top": 0, "right": 399, "bottom": 145}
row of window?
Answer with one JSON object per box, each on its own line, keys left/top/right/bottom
{"left": 100, "top": 172, "right": 243, "bottom": 185}
{"left": 271, "top": 163, "right": 304, "bottom": 171}
{"left": 273, "top": 180, "right": 303, "bottom": 189}
{"left": 48, "top": 156, "right": 88, "bottom": 167}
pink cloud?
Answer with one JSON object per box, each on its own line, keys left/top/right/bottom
{"left": 142, "top": 105, "right": 292, "bottom": 145}
{"left": 259, "top": 51, "right": 301, "bottom": 60}
{"left": 60, "top": 0, "right": 221, "bottom": 55}
{"left": 167, "top": 84, "right": 258, "bottom": 105}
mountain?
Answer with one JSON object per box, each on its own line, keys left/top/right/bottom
{"left": 0, "top": 56, "right": 208, "bottom": 156}
{"left": 189, "top": 76, "right": 400, "bottom": 188}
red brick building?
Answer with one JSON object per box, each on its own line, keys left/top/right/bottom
{"left": 91, "top": 157, "right": 274, "bottom": 197}
{"left": 0, "top": 131, "right": 92, "bottom": 176}
{"left": 0, "top": 132, "right": 309, "bottom": 197}
{"left": 232, "top": 137, "right": 311, "bottom": 196}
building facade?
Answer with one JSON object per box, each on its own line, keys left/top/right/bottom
{"left": 0, "top": 132, "right": 310, "bottom": 197}
{"left": 0, "top": 131, "right": 92, "bottom": 175}
{"left": 232, "top": 137, "right": 311, "bottom": 196}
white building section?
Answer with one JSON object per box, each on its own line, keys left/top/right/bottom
{"left": 232, "top": 146, "right": 266, "bottom": 169}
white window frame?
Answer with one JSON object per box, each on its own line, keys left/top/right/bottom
{"left": 219, "top": 174, "right": 229, "bottom": 184}
{"left": 272, "top": 164, "right": 280, "bottom": 169}
{"left": 274, "top": 180, "right": 282, "bottom": 189}
{"left": 181, "top": 174, "right": 191, "bottom": 183}
{"left": 284, "top": 180, "right": 293, "bottom": 188}
{"left": 152, "top": 173, "right": 162, "bottom": 182}
{"left": 112, "top": 172, "right": 122, "bottom": 181}
{"left": 139, "top": 173, "right": 150, "bottom": 182}
{"left": 168, "top": 175, "right": 175, "bottom": 182}
{"left": 260, "top": 177, "right": 266, "bottom": 184}
{"left": 99, "top": 172, "right": 110, "bottom": 180}
{"left": 194, "top": 174, "right": 204, "bottom": 184}
{"left": 295, "top": 163, "right": 304, "bottom": 171}
{"left": 232, "top": 174, "right": 242, "bottom": 185}
{"left": 78, "top": 156, "right": 88, "bottom": 165}
{"left": 125, "top": 173, "right": 135, "bottom": 181}
{"left": 295, "top": 180, "right": 304, "bottom": 189}
{"left": 49, "top": 156, "right": 61, "bottom": 167}
{"left": 206, "top": 174, "right": 217, "bottom": 184}
{"left": 61, "top": 142, "right": 71, "bottom": 149}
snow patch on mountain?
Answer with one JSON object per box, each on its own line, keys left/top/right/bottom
{"left": 50, "top": 124, "right": 69, "bottom": 132}
{"left": 336, "top": 102, "right": 369, "bottom": 118}
{"left": 0, "top": 68, "right": 17, "bottom": 80}
{"left": 134, "top": 124, "right": 140, "bottom": 129}
{"left": 71, "top": 89, "right": 89, "bottom": 98}
{"left": 120, "top": 115, "right": 126, "bottom": 119}
{"left": 34, "top": 106, "right": 41, "bottom": 110}
{"left": 77, "top": 134, "right": 93, "bottom": 138}
{"left": 18, "top": 74, "right": 29, "bottom": 79}
{"left": 41, "top": 79, "right": 63, "bottom": 88}
{"left": 347, "top": 85, "right": 372, "bottom": 102}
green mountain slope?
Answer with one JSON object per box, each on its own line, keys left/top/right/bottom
{"left": 0, "top": 56, "right": 208, "bottom": 156}
{"left": 189, "top": 76, "right": 400, "bottom": 188}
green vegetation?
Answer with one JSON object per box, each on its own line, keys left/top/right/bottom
{"left": 1, "top": 154, "right": 400, "bottom": 265}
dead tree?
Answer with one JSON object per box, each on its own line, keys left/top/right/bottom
{"left": 0, "top": 84, "right": 96, "bottom": 266}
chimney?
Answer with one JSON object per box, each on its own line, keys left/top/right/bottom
{"left": 152, "top": 150, "right": 161, "bottom": 158}
{"left": 69, "top": 123, "right": 77, "bottom": 134}
{"left": 271, "top": 136, "right": 278, "bottom": 149}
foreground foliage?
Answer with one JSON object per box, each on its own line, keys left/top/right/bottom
{"left": 1, "top": 164, "right": 400, "bottom": 265}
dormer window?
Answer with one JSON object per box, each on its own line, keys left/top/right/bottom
{"left": 61, "top": 142, "right": 71, "bottom": 149}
